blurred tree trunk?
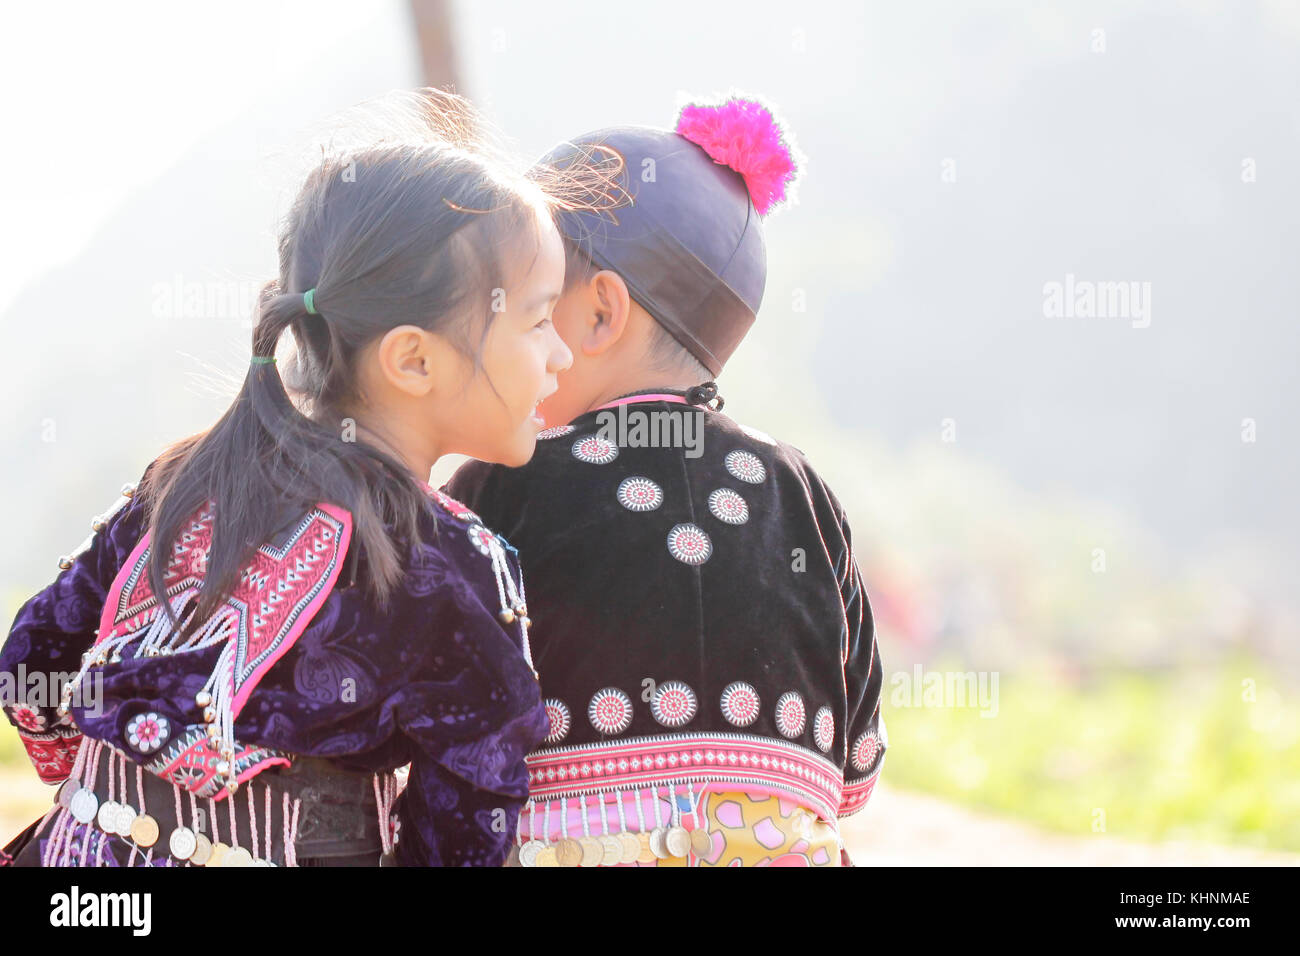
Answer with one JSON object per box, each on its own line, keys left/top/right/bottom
{"left": 408, "top": 0, "right": 461, "bottom": 92}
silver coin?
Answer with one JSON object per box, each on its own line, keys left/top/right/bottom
{"left": 225, "top": 846, "right": 254, "bottom": 867}
{"left": 57, "top": 777, "right": 80, "bottom": 809}
{"left": 599, "top": 834, "right": 624, "bottom": 866}
{"left": 578, "top": 836, "right": 604, "bottom": 867}
{"left": 518, "top": 840, "right": 543, "bottom": 867}
{"left": 168, "top": 826, "right": 197, "bottom": 860}
{"left": 96, "top": 800, "right": 120, "bottom": 832}
{"left": 69, "top": 788, "right": 98, "bottom": 824}
{"left": 665, "top": 826, "right": 691, "bottom": 858}
{"left": 649, "top": 826, "right": 671, "bottom": 859}
{"left": 190, "top": 831, "right": 213, "bottom": 866}
{"left": 113, "top": 803, "right": 137, "bottom": 837}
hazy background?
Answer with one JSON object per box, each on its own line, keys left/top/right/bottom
{"left": 2, "top": 0, "right": 1297, "bottom": 860}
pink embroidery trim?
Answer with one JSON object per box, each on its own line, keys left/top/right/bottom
{"left": 525, "top": 732, "right": 844, "bottom": 823}
{"left": 591, "top": 393, "right": 690, "bottom": 412}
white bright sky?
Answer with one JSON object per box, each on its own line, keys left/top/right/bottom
{"left": 0, "top": 0, "right": 397, "bottom": 315}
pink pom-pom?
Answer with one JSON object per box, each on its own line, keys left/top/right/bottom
{"left": 674, "top": 96, "right": 800, "bottom": 216}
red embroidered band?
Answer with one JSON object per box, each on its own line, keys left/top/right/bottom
{"left": 526, "top": 732, "right": 845, "bottom": 823}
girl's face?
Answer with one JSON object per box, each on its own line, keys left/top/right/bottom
{"left": 432, "top": 211, "right": 572, "bottom": 468}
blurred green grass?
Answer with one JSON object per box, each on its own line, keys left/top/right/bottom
{"left": 879, "top": 653, "right": 1300, "bottom": 852}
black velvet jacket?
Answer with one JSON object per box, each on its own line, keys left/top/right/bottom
{"left": 446, "top": 395, "right": 886, "bottom": 825}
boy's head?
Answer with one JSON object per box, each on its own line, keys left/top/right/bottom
{"left": 534, "top": 96, "right": 801, "bottom": 427}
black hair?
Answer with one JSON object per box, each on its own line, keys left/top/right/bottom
{"left": 139, "top": 90, "right": 578, "bottom": 636}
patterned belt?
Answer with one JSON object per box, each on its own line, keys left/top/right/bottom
{"left": 42, "top": 737, "right": 394, "bottom": 866}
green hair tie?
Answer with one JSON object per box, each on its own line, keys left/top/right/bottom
{"left": 250, "top": 356, "right": 277, "bottom": 365}
{"left": 303, "top": 287, "right": 318, "bottom": 315}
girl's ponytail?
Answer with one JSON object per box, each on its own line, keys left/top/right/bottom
{"left": 142, "top": 277, "right": 420, "bottom": 639}
{"left": 135, "top": 88, "right": 627, "bottom": 639}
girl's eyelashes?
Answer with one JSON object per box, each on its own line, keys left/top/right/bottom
{"left": 533, "top": 316, "right": 553, "bottom": 330}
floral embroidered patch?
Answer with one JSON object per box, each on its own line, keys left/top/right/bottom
{"left": 813, "top": 706, "right": 834, "bottom": 753}
{"left": 666, "top": 523, "right": 712, "bottom": 565}
{"left": 724, "top": 450, "right": 766, "bottom": 484}
{"left": 588, "top": 687, "right": 633, "bottom": 735}
{"left": 720, "top": 681, "right": 761, "bottom": 727}
{"left": 571, "top": 434, "right": 619, "bottom": 465}
{"left": 650, "top": 680, "right": 698, "bottom": 728}
{"left": 775, "top": 691, "right": 806, "bottom": 739}
{"left": 707, "top": 487, "right": 749, "bottom": 525}
{"left": 616, "top": 476, "right": 664, "bottom": 512}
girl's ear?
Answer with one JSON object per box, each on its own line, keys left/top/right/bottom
{"left": 584, "top": 270, "right": 631, "bottom": 356}
{"left": 375, "top": 325, "right": 440, "bottom": 397}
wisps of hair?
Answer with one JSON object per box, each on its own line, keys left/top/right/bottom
{"left": 138, "top": 87, "right": 600, "bottom": 639}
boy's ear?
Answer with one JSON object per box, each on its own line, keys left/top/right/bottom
{"left": 582, "top": 270, "right": 632, "bottom": 356}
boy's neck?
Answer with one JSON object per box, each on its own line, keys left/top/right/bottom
{"left": 584, "top": 370, "right": 708, "bottom": 415}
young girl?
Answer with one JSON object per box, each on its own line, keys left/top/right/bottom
{"left": 0, "top": 90, "right": 585, "bottom": 867}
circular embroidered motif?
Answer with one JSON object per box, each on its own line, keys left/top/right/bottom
{"left": 126, "top": 711, "right": 170, "bottom": 754}
{"left": 543, "top": 699, "right": 571, "bottom": 745}
{"left": 813, "top": 706, "right": 835, "bottom": 753}
{"left": 707, "top": 487, "right": 749, "bottom": 525}
{"left": 724, "top": 449, "right": 766, "bottom": 484}
{"left": 571, "top": 434, "right": 619, "bottom": 464}
{"left": 851, "top": 730, "right": 882, "bottom": 773}
{"left": 537, "top": 424, "right": 576, "bottom": 440}
{"left": 588, "top": 687, "right": 633, "bottom": 735}
{"left": 666, "top": 523, "right": 713, "bottom": 565}
{"left": 739, "top": 424, "right": 777, "bottom": 446}
{"left": 433, "top": 489, "right": 480, "bottom": 524}
{"left": 8, "top": 703, "right": 45, "bottom": 732}
{"left": 720, "top": 681, "right": 761, "bottom": 727}
{"left": 775, "top": 692, "right": 806, "bottom": 739}
{"left": 650, "top": 680, "right": 698, "bottom": 728}
{"left": 466, "top": 524, "right": 499, "bottom": 557}
{"left": 617, "top": 476, "right": 663, "bottom": 512}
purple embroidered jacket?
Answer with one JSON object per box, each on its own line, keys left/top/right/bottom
{"left": 0, "top": 466, "right": 549, "bottom": 866}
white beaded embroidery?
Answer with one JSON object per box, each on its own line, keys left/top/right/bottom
{"left": 724, "top": 449, "right": 766, "bottom": 484}
{"left": 775, "top": 691, "right": 806, "bottom": 739}
{"left": 813, "top": 706, "right": 834, "bottom": 753}
{"left": 616, "top": 476, "right": 664, "bottom": 512}
{"left": 571, "top": 434, "right": 619, "bottom": 464}
{"left": 543, "top": 699, "right": 571, "bottom": 745}
{"left": 666, "top": 523, "right": 712, "bottom": 565}
{"left": 707, "top": 487, "right": 749, "bottom": 525}
{"left": 719, "top": 681, "right": 761, "bottom": 727}
{"left": 588, "top": 687, "right": 633, "bottom": 735}
{"left": 650, "top": 680, "right": 698, "bottom": 728}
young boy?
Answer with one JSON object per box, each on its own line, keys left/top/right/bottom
{"left": 446, "top": 96, "right": 886, "bottom": 866}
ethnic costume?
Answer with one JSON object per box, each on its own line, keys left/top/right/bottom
{"left": 447, "top": 392, "right": 886, "bottom": 867}
{"left": 446, "top": 96, "right": 885, "bottom": 866}
{"left": 0, "top": 466, "right": 548, "bottom": 867}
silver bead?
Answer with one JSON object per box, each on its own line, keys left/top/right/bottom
{"left": 121, "top": 483, "right": 137, "bottom": 498}
{"left": 91, "top": 516, "right": 107, "bottom": 532}
{"left": 58, "top": 556, "right": 73, "bottom": 571}
{"left": 195, "top": 691, "right": 212, "bottom": 707}
{"left": 202, "top": 707, "right": 217, "bottom": 723}
{"left": 215, "top": 760, "right": 231, "bottom": 776}
{"left": 498, "top": 609, "right": 515, "bottom": 625}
